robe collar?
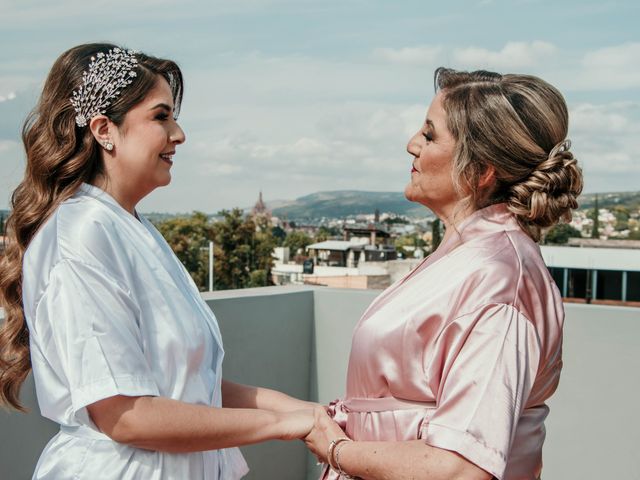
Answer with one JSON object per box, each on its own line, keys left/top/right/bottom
{"left": 435, "top": 203, "right": 522, "bottom": 258}
{"left": 76, "top": 183, "right": 140, "bottom": 220}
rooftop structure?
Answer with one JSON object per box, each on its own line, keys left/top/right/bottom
{"left": 566, "top": 238, "right": 640, "bottom": 249}
{"left": 541, "top": 245, "right": 640, "bottom": 304}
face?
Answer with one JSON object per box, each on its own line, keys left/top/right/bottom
{"left": 405, "top": 91, "right": 459, "bottom": 217}
{"left": 110, "top": 76, "right": 185, "bottom": 201}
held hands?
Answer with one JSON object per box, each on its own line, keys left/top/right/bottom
{"left": 304, "top": 406, "right": 349, "bottom": 463}
{"left": 277, "top": 409, "right": 316, "bottom": 441}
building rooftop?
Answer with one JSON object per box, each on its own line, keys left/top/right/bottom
{"left": 541, "top": 245, "right": 640, "bottom": 271}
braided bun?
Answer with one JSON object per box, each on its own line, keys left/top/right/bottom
{"left": 507, "top": 140, "right": 583, "bottom": 241}
{"left": 434, "top": 67, "right": 584, "bottom": 242}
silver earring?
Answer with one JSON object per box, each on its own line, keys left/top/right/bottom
{"left": 103, "top": 141, "right": 114, "bottom": 151}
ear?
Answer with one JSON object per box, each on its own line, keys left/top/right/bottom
{"left": 89, "top": 115, "right": 114, "bottom": 151}
{"left": 478, "top": 164, "right": 496, "bottom": 189}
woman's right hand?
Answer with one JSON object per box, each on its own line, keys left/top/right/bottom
{"left": 304, "top": 406, "right": 348, "bottom": 463}
{"left": 276, "top": 408, "right": 315, "bottom": 440}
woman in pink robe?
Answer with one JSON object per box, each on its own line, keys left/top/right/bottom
{"left": 304, "top": 68, "right": 583, "bottom": 480}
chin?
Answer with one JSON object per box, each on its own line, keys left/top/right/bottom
{"left": 158, "top": 174, "right": 172, "bottom": 187}
{"left": 404, "top": 185, "right": 420, "bottom": 204}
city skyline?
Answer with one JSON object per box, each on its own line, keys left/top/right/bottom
{"left": 1, "top": 0, "right": 638, "bottom": 213}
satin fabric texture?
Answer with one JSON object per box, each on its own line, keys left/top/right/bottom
{"left": 321, "top": 204, "right": 563, "bottom": 480}
{"left": 22, "top": 184, "right": 248, "bottom": 479}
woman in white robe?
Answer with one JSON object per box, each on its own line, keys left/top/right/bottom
{"left": 0, "top": 43, "right": 313, "bottom": 480}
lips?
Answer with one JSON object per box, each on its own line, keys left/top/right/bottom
{"left": 160, "top": 151, "right": 175, "bottom": 164}
{"left": 411, "top": 165, "right": 419, "bottom": 173}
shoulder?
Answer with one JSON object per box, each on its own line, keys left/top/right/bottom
{"left": 456, "top": 229, "right": 556, "bottom": 311}
{"left": 45, "top": 195, "right": 132, "bottom": 267}
{"left": 23, "top": 196, "right": 131, "bottom": 305}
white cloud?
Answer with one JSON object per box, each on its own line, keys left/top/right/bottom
{"left": 453, "top": 41, "right": 557, "bottom": 69}
{"left": 570, "top": 103, "right": 637, "bottom": 133}
{"left": 578, "top": 42, "right": 640, "bottom": 90}
{"left": 0, "top": 140, "right": 19, "bottom": 154}
{"left": 569, "top": 102, "right": 640, "bottom": 181}
{"left": 0, "top": 92, "right": 16, "bottom": 103}
{"left": 372, "top": 46, "right": 442, "bottom": 65}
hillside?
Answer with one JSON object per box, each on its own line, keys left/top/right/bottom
{"left": 578, "top": 191, "right": 640, "bottom": 210}
{"left": 271, "top": 190, "right": 640, "bottom": 221}
{"left": 271, "top": 191, "right": 429, "bottom": 219}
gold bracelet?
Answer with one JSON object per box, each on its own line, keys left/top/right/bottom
{"left": 334, "top": 438, "right": 357, "bottom": 479}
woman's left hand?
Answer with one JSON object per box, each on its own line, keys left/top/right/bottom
{"left": 304, "top": 406, "right": 349, "bottom": 463}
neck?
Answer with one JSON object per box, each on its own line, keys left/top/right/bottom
{"left": 430, "top": 200, "right": 479, "bottom": 247}
{"left": 91, "top": 175, "right": 144, "bottom": 217}
{"left": 432, "top": 201, "right": 474, "bottom": 232}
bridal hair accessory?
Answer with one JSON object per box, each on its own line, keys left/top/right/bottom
{"left": 70, "top": 47, "right": 138, "bottom": 127}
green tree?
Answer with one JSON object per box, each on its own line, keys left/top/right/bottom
{"left": 612, "top": 206, "right": 630, "bottom": 231}
{"left": 252, "top": 214, "right": 277, "bottom": 283}
{"left": 271, "top": 225, "right": 287, "bottom": 245}
{"left": 156, "top": 209, "right": 276, "bottom": 291}
{"left": 383, "top": 217, "right": 409, "bottom": 225}
{"left": 283, "top": 230, "right": 313, "bottom": 256}
{"left": 629, "top": 229, "right": 640, "bottom": 240}
{"left": 314, "top": 226, "right": 339, "bottom": 242}
{"left": 544, "top": 223, "right": 582, "bottom": 244}
{"left": 431, "top": 218, "right": 442, "bottom": 251}
{"left": 590, "top": 195, "right": 600, "bottom": 239}
{"left": 155, "top": 212, "right": 215, "bottom": 290}
{"left": 212, "top": 209, "right": 276, "bottom": 290}
{"left": 395, "top": 233, "right": 426, "bottom": 258}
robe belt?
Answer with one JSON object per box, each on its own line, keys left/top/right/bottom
{"left": 60, "top": 424, "right": 112, "bottom": 441}
{"left": 327, "top": 396, "right": 436, "bottom": 428}
{"left": 342, "top": 396, "right": 437, "bottom": 413}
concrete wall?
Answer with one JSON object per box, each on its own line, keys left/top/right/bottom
{"left": 303, "top": 274, "right": 390, "bottom": 290}
{"left": 543, "top": 304, "right": 640, "bottom": 479}
{"left": 203, "top": 287, "right": 315, "bottom": 480}
{"left": 1, "top": 288, "right": 639, "bottom": 480}
{"left": 0, "top": 374, "right": 59, "bottom": 479}
{"left": 309, "top": 294, "right": 640, "bottom": 480}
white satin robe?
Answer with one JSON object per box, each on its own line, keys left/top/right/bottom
{"left": 22, "top": 183, "right": 248, "bottom": 479}
{"left": 323, "top": 204, "right": 563, "bottom": 480}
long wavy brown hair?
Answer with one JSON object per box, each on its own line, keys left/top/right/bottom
{"left": 0, "top": 43, "right": 183, "bottom": 411}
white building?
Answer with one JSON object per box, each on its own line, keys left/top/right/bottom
{"left": 541, "top": 245, "right": 640, "bottom": 303}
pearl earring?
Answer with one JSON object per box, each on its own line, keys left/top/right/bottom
{"left": 103, "top": 141, "right": 114, "bottom": 151}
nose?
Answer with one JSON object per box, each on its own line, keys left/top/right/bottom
{"left": 407, "top": 131, "right": 421, "bottom": 157}
{"left": 171, "top": 122, "right": 186, "bottom": 145}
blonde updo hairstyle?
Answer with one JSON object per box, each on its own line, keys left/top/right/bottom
{"left": 434, "top": 67, "right": 583, "bottom": 242}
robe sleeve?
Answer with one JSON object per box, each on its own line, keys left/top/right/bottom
{"left": 422, "top": 303, "right": 541, "bottom": 479}
{"left": 34, "top": 258, "right": 160, "bottom": 413}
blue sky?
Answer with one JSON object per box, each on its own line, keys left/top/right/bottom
{"left": 1, "top": 0, "right": 638, "bottom": 213}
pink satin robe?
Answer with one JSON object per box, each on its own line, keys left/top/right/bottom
{"left": 323, "top": 204, "right": 563, "bottom": 480}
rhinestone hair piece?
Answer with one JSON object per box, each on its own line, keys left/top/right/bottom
{"left": 70, "top": 47, "right": 139, "bottom": 127}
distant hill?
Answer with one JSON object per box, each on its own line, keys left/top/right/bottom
{"left": 578, "top": 191, "right": 640, "bottom": 210}
{"left": 271, "top": 191, "right": 429, "bottom": 220}
{"left": 271, "top": 190, "right": 640, "bottom": 221}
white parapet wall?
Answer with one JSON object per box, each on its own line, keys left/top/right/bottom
{"left": 1, "top": 287, "right": 638, "bottom": 480}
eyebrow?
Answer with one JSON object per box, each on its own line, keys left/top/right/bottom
{"left": 425, "top": 119, "right": 435, "bottom": 129}
{"left": 149, "top": 103, "right": 173, "bottom": 112}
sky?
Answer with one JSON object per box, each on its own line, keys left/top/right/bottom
{"left": 0, "top": 0, "right": 638, "bottom": 213}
